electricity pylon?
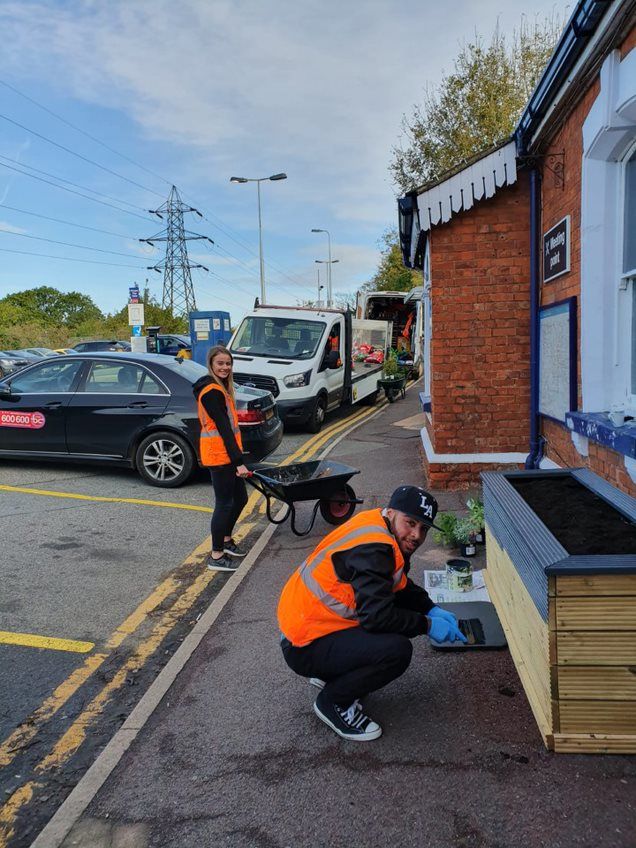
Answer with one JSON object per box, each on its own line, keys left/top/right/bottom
{"left": 141, "top": 186, "right": 213, "bottom": 316}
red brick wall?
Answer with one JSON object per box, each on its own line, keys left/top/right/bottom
{"left": 543, "top": 420, "right": 636, "bottom": 497}
{"left": 428, "top": 174, "right": 531, "bottom": 458}
{"left": 538, "top": 35, "right": 636, "bottom": 497}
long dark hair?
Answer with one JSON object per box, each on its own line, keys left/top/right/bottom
{"left": 206, "top": 345, "right": 235, "bottom": 404}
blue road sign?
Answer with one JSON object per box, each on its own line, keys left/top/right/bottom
{"left": 132, "top": 325, "right": 142, "bottom": 337}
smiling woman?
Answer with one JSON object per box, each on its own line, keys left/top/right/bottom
{"left": 193, "top": 345, "right": 251, "bottom": 572}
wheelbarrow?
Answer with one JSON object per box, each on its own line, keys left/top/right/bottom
{"left": 246, "top": 459, "right": 363, "bottom": 537}
{"left": 378, "top": 374, "right": 406, "bottom": 402}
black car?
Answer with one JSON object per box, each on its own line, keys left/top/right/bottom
{"left": 0, "top": 351, "right": 38, "bottom": 378}
{"left": 72, "top": 340, "right": 132, "bottom": 353}
{"left": 0, "top": 353, "right": 283, "bottom": 487}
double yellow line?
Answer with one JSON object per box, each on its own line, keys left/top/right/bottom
{"left": 0, "top": 401, "right": 382, "bottom": 846}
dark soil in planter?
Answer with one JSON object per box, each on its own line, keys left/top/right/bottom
{"left": 508, "top": 475, "right": 636, "bottom": 555}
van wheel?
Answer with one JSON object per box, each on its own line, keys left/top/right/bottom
{"left": 136, "top": 431, "right": 195, "bottom": 488}
{"left": 307, "top": 395, "right": 327, "bottom": 433}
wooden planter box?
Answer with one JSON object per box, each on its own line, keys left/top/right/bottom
{"left": 481, "top": 468, "right": 636, "bottom": 754}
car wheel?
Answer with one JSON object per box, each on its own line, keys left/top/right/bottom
{"left": 135, "top": 431, "right": 195, "bottom": 488}
{"left": 307, "top": 395, "right": 327, "bottom": 434}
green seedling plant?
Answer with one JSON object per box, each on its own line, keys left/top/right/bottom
{"left": 454, "top": 517, "right": 476, "bottom": 546}
{"left": 466, "top": 496, "right": 485, "bottom": 534}
{"left": 432, "top": 511, "right": 459, "bottom": 547}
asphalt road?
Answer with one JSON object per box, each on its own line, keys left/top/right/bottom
{"left": 0, "top": 399, "right": 380, "bottom": 848}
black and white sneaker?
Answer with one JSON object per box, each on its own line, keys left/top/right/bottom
{"left": 313, "top": 691, "right": 382, "bottom": 742}
{"left": 223, "top": 539, "right": 246, "bottom": 558}
{"left": 206, "top": 553, "right": 239, "bottom": 572}
{"left": 309, "top": 677, "right": 325, "bottom": 690}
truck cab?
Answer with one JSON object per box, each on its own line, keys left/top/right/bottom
{"left": 228, "top": 306, "right": 388, "bottom": 432}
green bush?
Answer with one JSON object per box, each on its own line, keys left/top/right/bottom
{"left": 432, "top": 511, "right": 458, "bottom": 546}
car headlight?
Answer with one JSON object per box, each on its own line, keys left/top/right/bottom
{"left": 283, "top": 370, "right": 312, "bottom": 388}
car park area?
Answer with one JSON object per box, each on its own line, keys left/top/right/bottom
{"left": 0, "top": 393, "right": 387, "bottom": 847}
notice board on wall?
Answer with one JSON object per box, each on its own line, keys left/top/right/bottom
{"left": 539, "top": 298, "right": 577, "bottom": 422}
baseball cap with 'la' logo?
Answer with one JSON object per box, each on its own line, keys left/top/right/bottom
{"left": 388, "top": 485, "right": 441, "bottom": 530}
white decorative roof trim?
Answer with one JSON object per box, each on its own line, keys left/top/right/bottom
{"left": 416, "top": 141, "right": 518, "bottom": 232}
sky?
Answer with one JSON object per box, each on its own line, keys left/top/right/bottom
{"left": 0, "top": 0, "right": 570, "bottom": 330}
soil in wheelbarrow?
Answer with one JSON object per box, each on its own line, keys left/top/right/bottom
{"left": 509, "top": 474, "right": 636, "bottom": 555}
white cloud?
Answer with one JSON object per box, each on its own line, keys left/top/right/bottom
{"left": 0, "top": 0, "right": 571, "bottom": 307}
{"left": 0, "top": 220, "right": 28, "bottom": 234}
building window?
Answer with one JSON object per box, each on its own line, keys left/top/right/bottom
{"left": 580, "top": 49, "right": 636, "bottom": 419}
{"left": 624, "top": 148, "right": 636, "bottom": 400}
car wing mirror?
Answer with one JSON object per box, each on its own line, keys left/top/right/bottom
{"left": 0, "top": 383, "right": 11, "bottom": 399}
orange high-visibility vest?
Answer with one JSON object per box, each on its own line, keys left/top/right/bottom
{"left": 277, "top": 508, "right": 406, "bottom": 647}
{"left": 197, "top": 382, "right": 243, "bottom": 467}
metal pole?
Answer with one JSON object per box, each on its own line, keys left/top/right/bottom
{"left": 317, "top": 267, "right": 320, "bottom": 306}
{"left": 257, "top": 179, "right": 265, "bottom": 304}
{"left": 326, "top": 231, "right": 332, "bottom": 307}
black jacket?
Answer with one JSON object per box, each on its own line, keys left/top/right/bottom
{"left": 192, "top": 375, "right": 243, "bottom": 467}
{"left": 332, "top": 523, "right": 434, "bottom": 637}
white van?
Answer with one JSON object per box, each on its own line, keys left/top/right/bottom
{"left": 228, "top": 305, "right": 390, "bottom": 432}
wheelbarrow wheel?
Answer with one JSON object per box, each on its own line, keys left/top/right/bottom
{"left": 320, "top": 484, "right": 357, "bottom": 525}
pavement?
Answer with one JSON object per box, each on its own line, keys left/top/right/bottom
{"left": 35, "top": 390, "right": 635, "bottom": 848}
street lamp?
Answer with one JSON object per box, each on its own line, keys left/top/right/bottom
{"left": 315, "top": 257, "right": 339, "bottom": 307}
{"left": 316, "top": 266, "right": 325, "bottom": 307}
{"left": 311, "top": 228, "right": 333, "bottom": 306}
{"left": 230, "top": 173, "right": 287, "bottom": 303}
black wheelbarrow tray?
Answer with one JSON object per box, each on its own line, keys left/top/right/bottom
{"left": 246, "top": 459, "right": 363, "bottom": 536}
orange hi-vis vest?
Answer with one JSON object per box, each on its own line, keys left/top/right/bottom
{"left": 277, "top": 508, "right": 406, "bottom": 647}
{"left": 197, "top": 382, "right": 243, "bottom": 467}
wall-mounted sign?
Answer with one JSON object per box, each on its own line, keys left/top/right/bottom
{"left": 128, "top": 303, "right": 145, "bottom": 326}
{"left": 130, "top": 336, "right": 148, "bottom": 353}
{"left": 543, "top": 215, "right": 570, "bottom": 283}
{"left": 539, "top": 297, "right": 577, "bottom": 422}
{"left": 212, "top": 318, "right": 221, "bottom": 330}
{"left": 131, "top": 324, "right": 142, "bottom": 337}
{"left": 193, "top": 319, "right": 209, "bottom": 333}
{"left": 224, "top": 318, "right": 231, "bottom": 331}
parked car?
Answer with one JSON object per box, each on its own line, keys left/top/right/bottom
{"left": 19, "top": 347, "right": 59, "bottom": 358}
{"left": 155, "top": 334, "right": 192, "bottom": 357}
{"left": 53, "top": 348, "right": 76, "bottom": 355}
{"left": 72, "top": 340, "right": 132, "bottom": 353}
{"left": 0, "top": 351, "right": 33, "bottom": 378}
{"left": 0, "top": 353, "right": 283, "bottom": 487}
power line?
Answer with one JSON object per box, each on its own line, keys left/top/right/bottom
{"left": 0, "top": 229, "right": 155, "bottom": 259}
{"left": 0, "top": 203, "right": 131, "bottom": 239}
{"left": 0, "top": 111, "right": 165, "bottom": 199}
{"left": 0, "top": 162, "right": 154, "bottom": 222}
{"left": 0, "top": 247, "right": 148, "bottom": 269}
{"left": 0, "top": 85, "right": 316, "bottom": 298}
{"left": 0, "top": 154, "right": 151, "bottom": 212}
{"left": 0, "top": 78, "right": 172, "bottom": 190}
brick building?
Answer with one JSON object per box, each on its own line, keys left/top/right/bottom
{"left": 399, "top": 0, "right": 636, "bottom": 494}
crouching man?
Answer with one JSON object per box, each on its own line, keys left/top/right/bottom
{"left": 277, "top": 485, "right": 466, "bottom": 742}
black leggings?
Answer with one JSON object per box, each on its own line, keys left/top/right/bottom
{"left": 209, "top": 466, "right": 248, "bottom": 552}
{"left": 281, "top": 627, "right": 413, "bottom": 707}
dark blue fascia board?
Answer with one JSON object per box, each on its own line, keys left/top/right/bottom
{"left": 566, "top": 411, "right": 636, "bottom": 460}
{"left": 515, "top": 0, "right": 613, "bottom": 154}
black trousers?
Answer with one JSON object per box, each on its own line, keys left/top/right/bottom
{"left": 209, "top": 466, "right": 248, "bottom": 552}
{"left": 281, "top": 627, "right": 413, "bottom": 707}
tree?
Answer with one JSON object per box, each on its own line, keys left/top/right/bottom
{"left": 363, "top": 230, "right": 420, "bottom": 293}
{"left": 390, "top": 16, "right": 563, "bottom": 193}
{"left": 1, "top": 286, "right": 103, "bottom": 327}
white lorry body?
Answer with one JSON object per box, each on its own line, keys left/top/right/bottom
{"left": 228, "top": 305, "right": 390, "bottom": 432}
{"left": 356, "top": 288, "right": 423, "bottom": 376}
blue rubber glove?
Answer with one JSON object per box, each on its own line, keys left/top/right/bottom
{"left": 428, "top": 606, "right": 459, "bottom": 626}
{"left": 427, "top": 616, "right": 468, "bottom": 644}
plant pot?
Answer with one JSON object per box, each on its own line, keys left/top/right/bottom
{"left": 459, "top": 542, "right": 476, "bottom": 557}
{"left": 474, "top": 527, "right": 485, "bottom": 544}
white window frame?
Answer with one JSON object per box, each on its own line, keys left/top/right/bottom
{"left": 580, "top": 49, "right": 636, "bottom": 417}
{"left": 617, "top": 141, "right": 636, "bottom": 411}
